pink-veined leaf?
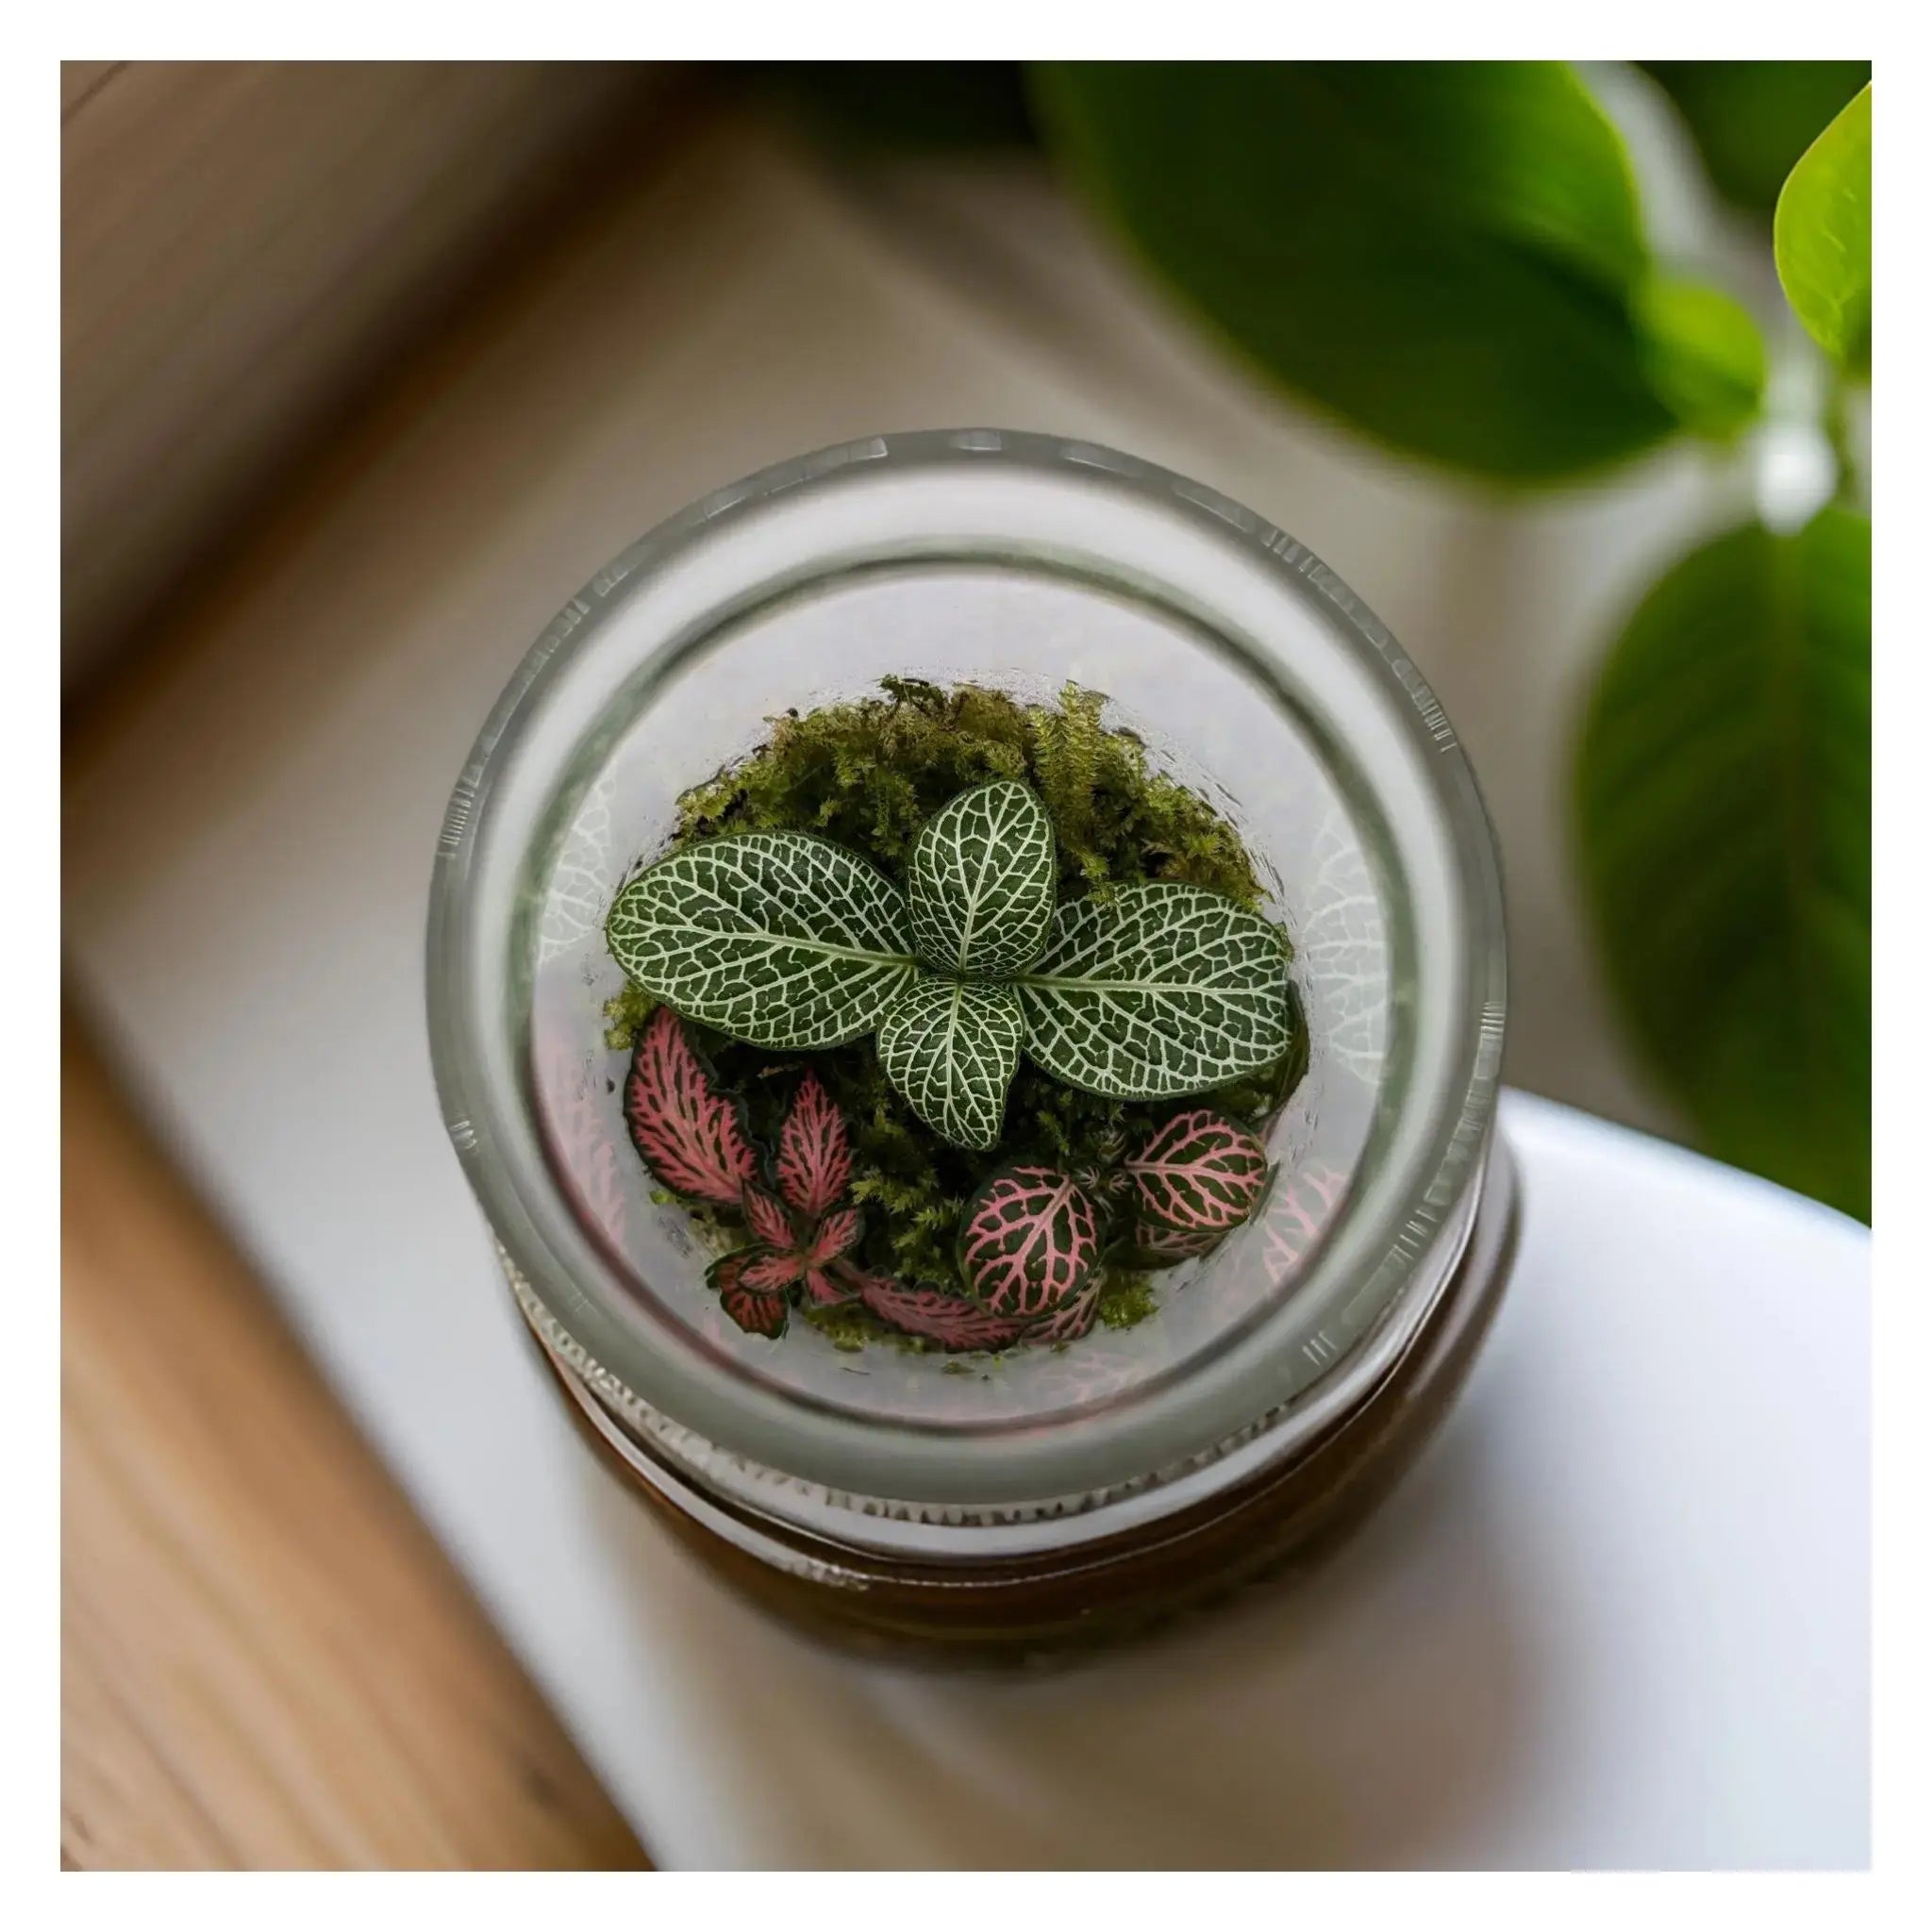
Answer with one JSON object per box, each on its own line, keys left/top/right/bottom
{"left": 843, "top": 1267, "right": 1031, "bottom": 1351}
{"left": 708, "top": 1250, "right": 790, "bottom": 1337}
{"left": 1124, "top": 1109, "right": 1269, "bottom": 1234}
{"left": 623, "top": 1008, "right": 758, "bottom": 1208}
{"left": 801, "top": 1267, "right": 858, "bottom": 1307}
{"left": 776, "top": 1072, "right": 853, "bottom": 1219}
{"left": 741, "top": 1182, "right": 794, "bottom": 1251}
{"left": 1031, "top": 1282, "right": 1101, "bottom": 1345}
{"left": 1129, "top": 1218, "right": 1224, "bottom": 1265}
{"left": 805, "top": 1204, "right": 863, "bottom": 1268}
{"left": 720, "top": 1282, "right": 789, "bottom": 1337}
{"left": 738, "top": 1248, "right": 805, "bottom": 1292}
{"left": 958, "top": 1164, "right": 1103, "bottom": 1321}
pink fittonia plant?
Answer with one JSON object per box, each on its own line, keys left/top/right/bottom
{"left": 708, "top": 1251, "right": 791, "bottom": 1339}
{"left": 1127, "top": 1217, "right": 1224, "bottom": 1263}
{"left": 841, "top": 1269, "right": 1032, "bottom": 1351}
{"left": 735, "top": 1181, "right": 864, "bottom": 1294}
{"left": 958, "top": 1164, "right": 1104, "bottom": 1321}
{"left": 1030, "top": 1280, "right": 1102, "bottom": 1346}
{"left": 624, "top": 1007, "right": 758, "bottom": 1208}
{"left": 625, "top": 1012, "right": 865, "bottom": 1337}
{"left": 624, "top": 1010, "right": 1305, "bottom": 1355}
{"left": 1123, "top": 1108, "right": 1270, "bottom": 1237}
{"left": 775, "top": 1070, "right": 853, "bottom": 1220}
{"left": 708, "top": 1198, "right": 866, "bottom": 1338}
{"left": 702, "top": 1100, "right": 868, "bottom": 1336}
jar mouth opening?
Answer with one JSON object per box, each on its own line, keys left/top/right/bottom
{"left": 427, "top": 430, "right": 1507, "bottom": 1507}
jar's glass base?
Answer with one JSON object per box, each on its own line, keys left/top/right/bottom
{"left": 526, "top": 1142, "right": 1520, "bottom": 1665}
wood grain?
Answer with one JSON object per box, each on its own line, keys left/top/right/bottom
{"left": 61, "top": 1023, "right": 649, "bottom": 1870}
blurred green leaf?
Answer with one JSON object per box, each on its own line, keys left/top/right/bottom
{"left": 1643, "top": 61, "right": 1870, "bottom": 219}
{"left": 1633, "top": 275, "right": 1769, "bottom": 441}
{"left": 1775, "top": 85, "right": 1872, "bottom": 375}
{"left": 758, "top": 62, "right": 1036, "bottom": 150}
{"left": 1575, "top": 508, "right": 1870, "bottom": 1220}
{"left": 1032, "top": 61, "right": 1762, "bottom": 482}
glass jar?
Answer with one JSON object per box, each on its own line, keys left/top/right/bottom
{"left": 427, "top": 429, "right": 1513, "bottom": 1661}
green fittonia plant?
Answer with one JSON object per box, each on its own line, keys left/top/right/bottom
{"left": 601, "top": 680, "right": 1319, "bottom": 1353}
{"left": 608, "top": 777, "right": 1294, "bottom": 1152}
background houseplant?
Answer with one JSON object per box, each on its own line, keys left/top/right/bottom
{"left": 767, "top": 59, "right": 1874, "bottom": 1223}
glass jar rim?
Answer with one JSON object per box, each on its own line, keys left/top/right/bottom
{"left": 426, "top": 428, "right": 1507, "bottom": 1508}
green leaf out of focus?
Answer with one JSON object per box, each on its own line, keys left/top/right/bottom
{"left": 1030, "top": 61, "right": 1764, "bottom": 483}
{"left": 1643, "top": 61, "right": 1870, "bottom": 218}
{"left": 1633, "top": 274, "right": 1770, "bottom": 442}
{"left": 1774, "top": 85, "right": 1873, "bottom": 375}
{"left": 1575, "top": 508, "right": 1871, "bottom": 1221}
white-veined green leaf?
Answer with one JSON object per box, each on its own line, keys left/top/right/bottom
{"left": 1017, "top": 883, "right": 1291, "bottom": 1098}
{"left": 906, "top": 779, "right": 1057, "bottom": 975}
{"left": 876, "top": 974, "right": 1024, "bottom": 1150}
{"left": 607, "top": 832, "right": 915, "bottom": 1049}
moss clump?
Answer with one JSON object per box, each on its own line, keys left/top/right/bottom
{"left": 603, "top": 978, "right": 656, "bottom": 1051}
{"left": 608, "top": 679, "right": 1299, "bottom": 1305}
{"left": 672, "top": 676, "right": 1265, "bottom": 905}
{"left": 799, "top": 1302, "right": 876, "bottom": 1354}
{"left": 1096, "top": 1270, "right": 1159, "bottom": 1331}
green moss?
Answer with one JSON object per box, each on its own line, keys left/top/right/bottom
{"left": 626, "top": 679, "right": 1300, "bottom": 1313}
{"left": 671, "top": 677, "right": 1265, "bottom": 908}
{"left": 1096, "top": 1270, "right": 1159, "bottom": 1331}
{"left": 602, "top": 979, "right": 658, "bottom": 1053}
{"left": 799, "top": 1302, "right": 875, "bottom": 1354}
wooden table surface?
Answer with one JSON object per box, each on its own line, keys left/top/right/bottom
{"left": 61, "top": 1022, "right": 648, "bottom": 1869}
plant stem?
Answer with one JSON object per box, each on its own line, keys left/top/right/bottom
{"left": 1821, "top": 368, "right": 1857, "bottom": 504}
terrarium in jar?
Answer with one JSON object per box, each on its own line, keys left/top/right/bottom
{"left": 427, "top": 429, "right": 1514, "bottom": 1659}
